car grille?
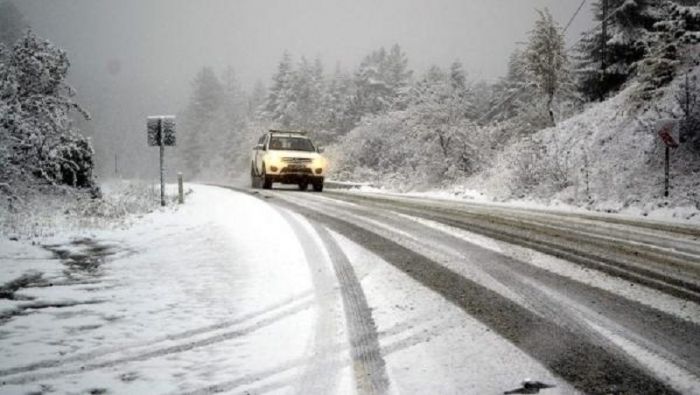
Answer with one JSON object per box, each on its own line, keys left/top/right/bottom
{"left": 281, "top": 167, "right": 312, "bottom": 174}
{"left": 282, "top": 157, "right": 312, "bottom": 164}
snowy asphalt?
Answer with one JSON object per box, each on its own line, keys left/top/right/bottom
{"left": 1, "top": 184, "right": 698, "bottom": 394}
{"left": 239, "top": 185, "right": 700, "bottom": 394}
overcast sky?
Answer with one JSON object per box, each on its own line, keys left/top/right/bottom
{"left": 18, "top": 0, "right": 593, "bottom": 91}
{"left": 14, "top": 0, "right": 593, "bottom": 176}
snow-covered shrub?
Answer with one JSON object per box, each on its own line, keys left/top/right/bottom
{"left": 0, "top": 31, "right": 95, "bottom": 193}
{"left": 333, "top": 103, "right": 494, "bottom": 189}
{"left": 0, "top": 180, "right": 160, "bottom": 239}
{"left": 507, "top": 134, "right": 573, "bottom": 198}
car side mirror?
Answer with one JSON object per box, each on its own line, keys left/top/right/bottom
{"left": 317, "top": 147, "right": 325, "bottom": 154}
{"left": 255, "top": 144, "right": 265, "bottom": 151}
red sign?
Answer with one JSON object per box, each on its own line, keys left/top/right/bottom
{"left": 658, "top": 124, "right": 679, "bottom": 148}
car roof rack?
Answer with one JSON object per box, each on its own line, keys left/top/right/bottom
{"left": 269, "top": 129, "right": 308, "bottom": 136}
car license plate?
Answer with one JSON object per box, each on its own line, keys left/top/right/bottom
{"left": 287, "top": 164, "right": 305, "bottom": 170}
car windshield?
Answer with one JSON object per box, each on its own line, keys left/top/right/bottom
{"left": 269, "top": 136, "right": 315, "bottom": 152}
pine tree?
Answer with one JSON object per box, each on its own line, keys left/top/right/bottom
{"left": 574, "top": 0, "right": 659, "bottom": 100}
{"left": 221, "top": 66, "right": 245, "bottom": 128}
{"left": 352, "top": 44, "right": 412, "bottom": 118}
{"left": 323, "top": 64, "right": 356, "bottom": 138}
{"left": 637, "top": 0, "right": 700, "bottom": 97}
{"left": 524, "top": 8, "right": 570, "bottom": 125}
{"left": 291, "top": 56, "right": 324, "bottom": 130}
{"left": 386, "top": 44, "right": 412, "bottom": 97}
{"left": 262, "top": 52, "right": 295, "bottom": 127}
{"left": 248, "top": 80, "right": 267, "bottom": 117}
{"left": 181, "top": 66, "right": 225, "bottom": 176}
{"left": 449, "top": 60, "right": 467, "bottom": 92}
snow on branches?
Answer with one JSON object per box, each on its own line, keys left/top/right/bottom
{"left": 524, "top": 8, "right": 571, "bottom": 126}
{"left": 0, "top": 31, "right": 95, "bottom": 192}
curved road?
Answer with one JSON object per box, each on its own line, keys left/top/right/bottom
{"left": 237, "top": 185, "right": 700, "bottom": 394}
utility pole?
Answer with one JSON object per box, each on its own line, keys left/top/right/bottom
{"left": 599, "top": 0, "right": 608, "bottom": 101}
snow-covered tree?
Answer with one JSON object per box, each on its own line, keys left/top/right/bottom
{"left": 524, "top": 8, "right": 570, "bottom": 125}
{"left": 0, "top": 31, "right": 95, "bottom": 190}
{"left": 261, "top": 52, "right": 296, "bottom": 127}
{"left": 572, "top": 0, "right": 697, "bottom": 101}
{"left": 352, "top": 44, "right": 412, "bottom": 117}
{"left": 221, "top": 66, "right": 246, "bottom": 129}
{"left": 676, "top": 69, "right": 700, "bottom": 153}
{"left": 636, "top": 1, "right": 700, "bottom": 98}
{"left": 290, "top": 56, "right": 325, "bottom": 130}
{"left": 449, "top": 60, "right": 467, "bottom": 92}
{"left": 323, "top": 64, "right": 356, "bottom": 138}
{"left": 180, "top": 66, "right": 225, "bottom": 176}
{"left": 248, "top": 80, "right": 267, "bottom": 117}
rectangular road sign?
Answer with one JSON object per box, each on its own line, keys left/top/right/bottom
{"left": 147, "top": 116, "right": 176, "bottom": 146}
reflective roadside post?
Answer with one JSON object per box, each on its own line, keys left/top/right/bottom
{"left": 147, "top": 116, "right": 176, "bottom": 206}
{"left": 178, "top": 172, "right": 184, "bottom": 204}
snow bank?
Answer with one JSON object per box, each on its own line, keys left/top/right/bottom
{"left": 0, "top": 180, "right": 170, "bottom": 240}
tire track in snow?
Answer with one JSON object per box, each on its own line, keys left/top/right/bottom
{"left": 323, "top": 191, "right": 700, "bottom": 303}
{"left": 293, "top": 193, "right": 700, "bottom": 384}
{"left": 273, "top": 208, "right": 344, "bottom": 395}
{"left": 314, "top": 224, "right": 390, "bottom": 394}
{"left": 265, "top": 194, "right": 679, "bottom": 395}
{"left": 246, "top": 188, "right": 389, "bottom": 394}
{"left": 0, "top": 296, "right": 313, "bottom": 386}
{"left": 180, "top": 315, "right": 452, "bottom": 394}
{"left": 0, "top": 292, "right": 312, "bottom": 377}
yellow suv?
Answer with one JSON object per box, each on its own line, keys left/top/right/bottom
{"left": 251, "top": 130, "right": 327, "bottom": 191}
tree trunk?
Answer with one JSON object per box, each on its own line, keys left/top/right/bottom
{"left": 547, "top": 94, "right": 555, "bottom": 126}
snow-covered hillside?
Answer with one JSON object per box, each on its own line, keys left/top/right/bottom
{"left": 468, "top": 65, "right": 700, "bottom": 220}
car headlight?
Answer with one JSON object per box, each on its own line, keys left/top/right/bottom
{"left": 266, "top": 154, "right": 281, "bottom": 167}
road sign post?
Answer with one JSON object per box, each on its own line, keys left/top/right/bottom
{"left": 147, "top": 115, "right": 176, "bottom": 206}
{"left": 656, "top": 120, "right": 679, "bottom": 198}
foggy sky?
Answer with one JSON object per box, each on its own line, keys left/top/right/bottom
{"left": 14, "top": 0, "right": 593, "bottom": 177}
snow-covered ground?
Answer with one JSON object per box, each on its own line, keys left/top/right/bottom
{"left": 0, "top": 184, "right": 581, "bottom": 394}
{"left": 0, "top": 186, "right": 335, "bottom": 393}
{"left": 2, "top": 184, "right": 696, "bottom": 394}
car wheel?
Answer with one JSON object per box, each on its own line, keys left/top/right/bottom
{"left": 262, "top": 166, "right": 272, "bottom": 190}
{"left": 298, "top": 181, "right": 308, "bottom": 191}
{"left": 250, "top": 164, "right": 258, "bottom": 189}
{"left": 312, "top": 180, "right": 323, "bottom": 192}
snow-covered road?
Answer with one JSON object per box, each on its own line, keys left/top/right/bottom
{"left": 1, "top": 184, "right": 699, "bottom": 394}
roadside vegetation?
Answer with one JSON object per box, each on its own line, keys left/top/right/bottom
{"left": 0, "top": 2, "right": 98, "bottom": 211}
{"left": 2, "top": 0, "right": 699, "bottom": 218}
{"left": 177, "top": 1, "right": 699, "bottom": 214}
{"left": 0, "top": 2, "right": 163, "bottom": 235}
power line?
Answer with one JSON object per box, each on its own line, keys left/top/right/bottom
{"left": 482, "top": 0, "right": 631, "bottom": 122}
{"left": 564, "top": 0, "right": 588, "bottom": 33}
{"left": 567, "top": 0, "right": 628, "bottom": 51}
